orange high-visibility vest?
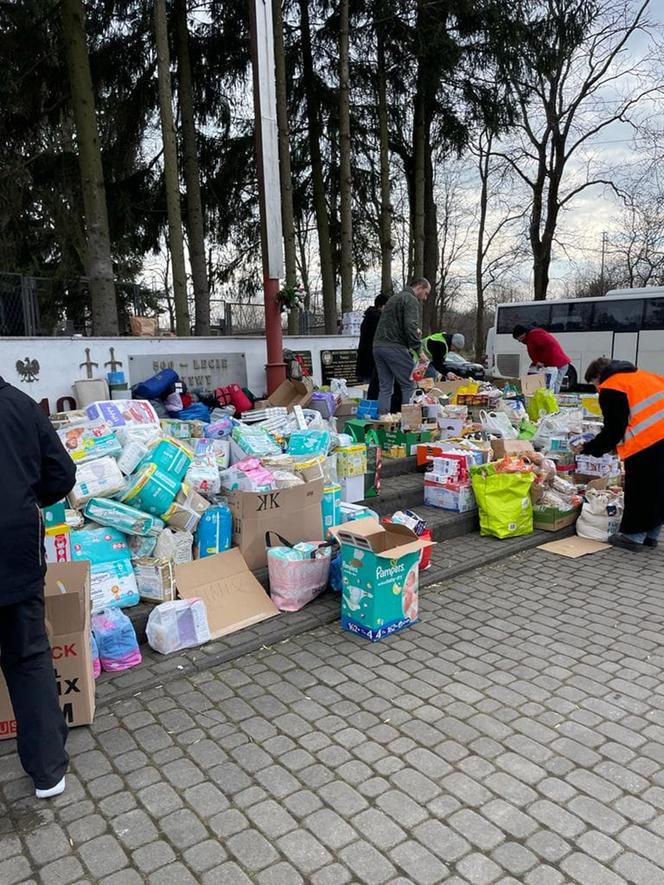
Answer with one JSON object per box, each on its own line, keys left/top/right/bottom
{"left": 600, "top": 369, "right": 664, "bottom": 459}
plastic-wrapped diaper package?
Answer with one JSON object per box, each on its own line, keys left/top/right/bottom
{"left": 57, "top": 420, "right": 122, "bottom": 463}
{"left": 141, "top": 437, "right": 193, "bottom": 482}
{"left": 69, "top": 457, "right": 125, "bottom": 508}
{"left": 185, "top": 454, "right": 221, "bottom": 499}
{"left": 115, "top": 424, "right": 161, "bottom": 448}
{"left": 194, "top": 504, "right": 232, "bottom": 558}
{"left": 219, "top": 458, "right": 275, "bottom": 492}
{"left": 146, "top": 599, "right": 211, "bottom": 655}
{"left": 163, "top": 483, "right": 210, "bottom": 532}
{"left": 287, "top": 429, "right": 331, "bottom": 458}
{"left": 160, "top": 418, "right": 206, "bottom": 440}
{"left": 71, "top": 526, "right": 140, "bottom": 611}
{"left": 121, "top": 463, "right": 181, "bottom": 516}
{"left": 86, "top": 400, "right": 160, "bottom": 428}
{"left": 92, "top": 609, "right": 142, "bottom": 672}
{"left": 204, "top": 417, "right": 234, "bottom": 439}
{"left": 232, "top": 424, "right": 281, "bottom": 457}
{"left": 91, "top": 632, "right": 101, "bottom": 679}
{"left": 154, "top": 528, "right": 194, "bottom": 565}
{"left": 128, "top": 534, "right": 158, "bottom": 559}
{"left": 117, "top": 440, "right": 150, "bottom": 475}
{"left": 194, "top": 438, "right": 230, "bottom": 469}
{"left": 133, "top": 558, "right": 176, "bottom": 603}
{"left": 84, "top": 498, "right": 164, "bottom": 537}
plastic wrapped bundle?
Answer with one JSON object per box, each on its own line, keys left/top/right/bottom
{"left": 146, "top": 599, "right": 211, "bottom": 655}
{"left": 69, "top": 457, "right": 125, "bottom": 508}
{"left": 84, "top": 498, "right": 164, "bottom": 537}
{"left": 92, "top": 608, "right": 142, "bottom": 672}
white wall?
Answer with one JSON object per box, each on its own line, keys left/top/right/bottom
{"left": 2, "top": 335, "right": 359, "bottom": 413}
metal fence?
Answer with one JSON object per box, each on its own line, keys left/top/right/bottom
{"left": 0, "top": 272, "right": 330, "bottom": 337}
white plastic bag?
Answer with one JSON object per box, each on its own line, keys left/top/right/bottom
{"left": 146, "top": 599, "right": 211, "bottom": 654}
{"left": 154, "top": 528, "right": 193, "bottom": 564}
{"left": 479, "top": 410, "right": 518, "bottom": 440}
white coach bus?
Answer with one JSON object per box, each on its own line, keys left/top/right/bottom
{"left": 486, "top": 287, "right": 664, "bottom": 389}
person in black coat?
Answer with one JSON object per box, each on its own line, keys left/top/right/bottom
{"left": 581, "top": 359, "right": 664, "bottom": 551}
{"left": 356, "top": 293, "right": 389, "bottom": 400}
{"left": 0, "top": 378, "right": 76, "bottom": 797}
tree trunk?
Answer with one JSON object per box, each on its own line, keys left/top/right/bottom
{"left": 272, "top": 0, "right": 299, "bottom": 335}
{"left": 339, "top": 0, "right": 353, "bottom": 313}
{"left": 154, "top": 0, "right": 190, "bottom": 335}
{"left": 60, "top": 0, "right": 119, "bottom": 335}
{"left": 421, "top": 143, "right": 438, "bottom": 335}
{"left": 174, "top": 0, "right": 209, "bottom": 335}
{"left": 299, "top": 0, "right": 337, "bottom": 333}
{"left": 375, "top": 10, "right": 392, "bottom": 295}
{"left": 474, "top": 137, "right": 490, "bottom": 361}
{"left": 412, "top": 81, "right": 426, "bottom": 279}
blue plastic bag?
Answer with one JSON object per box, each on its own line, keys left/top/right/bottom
{"left": 176, "top": 403, "right": 211, "bottom": 422}
{"left": 91, "top": 609, "right": 142, "bottom": 673}
{"left": 329, "top": 551, "right": 342, "bottom": 593}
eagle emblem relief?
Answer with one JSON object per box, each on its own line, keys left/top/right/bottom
{"left": 16, "top": 357, "right": 40, "bottom": 383}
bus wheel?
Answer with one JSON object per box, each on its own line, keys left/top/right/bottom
{"left": 563, "top": 366, "right": 578, "bottom": 392}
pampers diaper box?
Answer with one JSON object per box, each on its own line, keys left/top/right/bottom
{"left": 333, "top": 518, "right": 433, "bottom": 641}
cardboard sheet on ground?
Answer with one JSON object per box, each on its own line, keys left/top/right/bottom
{"left": 175, "top": 548, "right": 279, "bottom": 639}
{"left": 537, "top": 536, "right": 609, "bottom": 558}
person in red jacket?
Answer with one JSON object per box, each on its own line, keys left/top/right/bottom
{"left": 513, "top": 324, "right": 572, "bottom": 393}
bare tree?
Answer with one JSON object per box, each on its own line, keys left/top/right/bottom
{"left": 338, "top": 0, "right": 353, "bottom": 313}
{"left": 499, "top": 0, "right": 660, "bottom": 300}
{"left": 433, "top": 164, "right": 473, "bottom": 329}
{"left": 609, "top": 171, "right": 664, "bottom": 287}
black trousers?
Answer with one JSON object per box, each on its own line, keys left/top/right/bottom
{"left": 0, "top": 585, "right": 68, "bottom": 789}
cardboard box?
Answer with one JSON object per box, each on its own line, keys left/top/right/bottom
{"left": 437, "top": 417, "right": 465, "bottom": 438}
{"left": 424, "top": 480, "right": 477, "bottom": 512}
{"left": 257, "top": 378, "right": 313, "bottom": 413}
{"left": 415, "top": 442, "right": 452, "bottom": 468}
{"left": 226, "top": 480, "right": 324, "bottom": 570}
{"left": 0, "top": 562, "right": 95, "bottom": 741}
{"left": 490, "top": 439, "right": 535, "bottom": 460}
{"left": 520, "top": 373, "right": 546, "bottom": 396}
{"left": 333, "top": 518, "right": 433, "bottom": 642}
{"left": 340, "top": 475, "right": 365, "bottom": 504}
{"left": 134, "top": 558, "right": 176, "bottom": 603}
{"left": 44, "top": 523, "right": 72, "bottom": 564}
{"left": 175, "top": 548, "right": 279, "bottom": 639}
{"left": 334, "top": 399, "right": 358, "bottom": 418}
{"left": 400, "top": 405, "right": 423, "bottom": 432}
{"left": 533, "top": 506, "right": 580, "bottom": 532}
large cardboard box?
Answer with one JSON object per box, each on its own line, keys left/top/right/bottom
{"left": 255, "top": 378, "right": 314, "bottom": 413}
{"left": 333, "top": 518, "right": 433, "bottom": 642}
{"left": 490, "top": 439, "right": 535, "bottom": 460}
{"left": 424, "top": 479, "right": 477, "bottom": 512}
{"left": 226, "top": 480, "right": 324, "bottom": 570}
{"left": 531, "top": 484, "right": 581, "bottom": 532}
{"left": 176, "top": 549, "right": 279, "bottom": 639}
{"left": 520, "top": 373, "right": 546, "bottom": 396}
{"left": 0, "top": 562, "right": 95, "bottom": 741}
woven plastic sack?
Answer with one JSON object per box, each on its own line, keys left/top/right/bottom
{"left": 470, "top": 463, "right": 534, "bottom": 539}
{"left": 266, "top": 532, "right": 332, "bottom": 612}
{"left": 527, "top": 387, "right": 558, "bottom": 422}
{"left": 576, "top": 489, "right": 623, "bottom": 541}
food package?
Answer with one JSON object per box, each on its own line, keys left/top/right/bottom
{"left": 185, "top": 454, "right": 221, "bottom": 499}
{"left": 163, "top": 483, "right": 211, "bottom": 533}
{"left": 86, "top": 400, "right": 160, "bottom": 428}
{"left": 84, "top": 498, "right": 164, "bottom": 537}
{"left": 146, "top": 599, "right": 211, "bottom": 655}
{"left": 57, "top": 420, "right": 122, "bottom": 463}
{"left": 576, "top": 489, "right": 623, "bottom": 541}
{"left": 68, "top": 457, "right": 125, "bottom": 508}
{"left": 154, "top": 528, "right": 194, "bottom": 565}
{"left": 133, "top": 558, "right": 176, "bottom": 603}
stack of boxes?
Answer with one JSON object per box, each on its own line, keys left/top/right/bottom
{"left": 423, "top": 452, "right": 477, "bottom": 512}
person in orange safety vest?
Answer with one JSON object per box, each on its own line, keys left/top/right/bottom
{"left": 581, "top": 358, "right": 664, "bottom": 551}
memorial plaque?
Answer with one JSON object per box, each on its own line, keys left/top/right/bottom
{"left": 320, "top": 349, "right": 360, "bottom": 386}
{"left": 129, "top": 353, "right": 247, "bottom": 389}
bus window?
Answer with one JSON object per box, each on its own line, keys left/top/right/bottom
{"left": 496, "top": 303, "right": 551, "bottom": 334}
{"left": 593, "top": 299, "right": 644, "bottom": 332}
{"left": 549, "top": 301, "right": 594, "bottom": 332}
{"left": 643, "top": 298, "right": 664, "bottom": 330}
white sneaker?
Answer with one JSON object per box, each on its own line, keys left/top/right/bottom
{"left": 35, "top": 777, "right": 65, "bottom": 799}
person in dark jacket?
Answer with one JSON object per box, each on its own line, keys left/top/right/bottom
{"left": 356, "top": 293, "right": 389, "bottom": 400}
{"left": 0, "top": 378, "right": 76, "bottom": 797}
{"left": 581, "top": 358, "right": 664, "bottom": 551}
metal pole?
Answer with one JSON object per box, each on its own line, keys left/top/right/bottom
{"left": 600, "top": 230, "right": 607, "bottom": 294}
{"left": 248, "top": 0, "right": 286, "bottom": 393}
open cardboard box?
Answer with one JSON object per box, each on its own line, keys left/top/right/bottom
{"left": 0, "top": 562, "right": 95, "bottom": 741}
{"left": 255, "top": 378, "right": 314, "bottom": 413}
{"left": 531, "top": 483, "right": 581, "bottom": 532}
{"left": 175, "top": 548, "right": 279, "bottom": 640}
{"left": 491, "top": 439, "right": 535, "bottom": 459}
{"left": 226, "top": 480, "right": 324, "bottom": 570}
{"left": 333, "top": 517, "right": 433, "bottom": 642}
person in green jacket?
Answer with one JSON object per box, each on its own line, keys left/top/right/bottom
{"left": 373, "top": 278, "right": 431, "bottom": 414}
{"left": 423, "top": 332, "right": 465, "bottom": 378}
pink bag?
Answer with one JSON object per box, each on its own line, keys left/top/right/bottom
{"left": 265, "top": 532, "right": 333, "bottom": 612}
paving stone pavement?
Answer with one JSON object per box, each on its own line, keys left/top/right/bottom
{"left": 3, "top": 542, "right": 664, "bottom": 884}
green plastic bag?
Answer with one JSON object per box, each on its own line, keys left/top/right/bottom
{"left": 526, "top": 387, "right": 558, "bottom": 422}
{"left": 470, "top": 463, "right": 534, "bottom": 539}
{"left": 517, "top": 417, "right": 538, "bottom": 440}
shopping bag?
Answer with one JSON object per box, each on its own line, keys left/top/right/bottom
{"left": 527, "top": 387, "right": 558, "bottom": 422}
{"left": 517, "top": 417, "right": 539, "bottom": 440}
{"left": 265, "top": 532, "right": 334, "bottom": 612}
{"left": 479, "top": 410, "right": 519, "bottom": 440}
{"left": 470, "top": 463, "right": 534, "bottom": 539}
